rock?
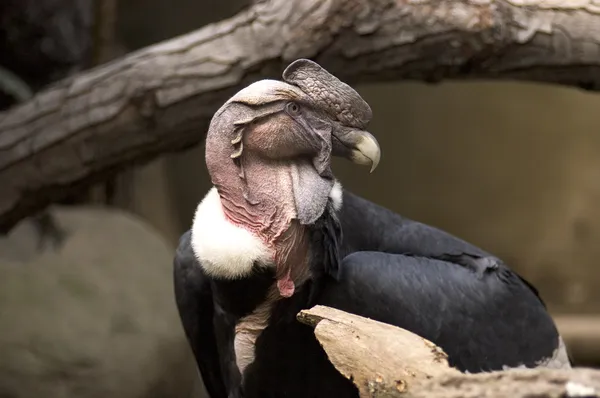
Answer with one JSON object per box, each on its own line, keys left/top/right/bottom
{"left": 0, "top": 206, "right": 202, "bottom": 398}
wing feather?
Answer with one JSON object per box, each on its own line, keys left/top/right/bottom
{"left": 173, "top": 231, "right": 228, "bottom": 398}
{"left": 318, "top": 251, "right": 562, "bottom": 372}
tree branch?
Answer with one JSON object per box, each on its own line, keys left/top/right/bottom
{"left": 1, "top": 0, "right": 600, "bottom": 231}
{"left": 297, "top": 305, "right": 458, "bottom": 396}
{"left": 298, "top": 306, "right": 600, "bottom": 398}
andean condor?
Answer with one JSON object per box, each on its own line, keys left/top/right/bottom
{"left": 173, "top": 59, "right": 571, "bottom": 398}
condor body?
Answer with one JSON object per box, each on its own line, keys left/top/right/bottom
{"left": 173, "top": 59, "right": 570, "bottom": 398}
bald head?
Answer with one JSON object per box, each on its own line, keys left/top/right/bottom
{"left": 207, "top": 59, "right": 380, "bottom": 181}
{"left": 201, "top": 59, "right": 381, "bottom": 295}
{"left": 205, "top": 59, "right": 380, "bottom": 227}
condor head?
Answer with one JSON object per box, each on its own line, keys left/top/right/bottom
{"left": 193, "top": 59, "right": 380, "bottom": 296}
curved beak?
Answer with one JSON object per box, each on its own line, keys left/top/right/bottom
{"left": 332, "top": 128, "right": 381, "bottom": 173}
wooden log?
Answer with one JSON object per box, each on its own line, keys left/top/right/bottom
{"left": 2, "top": 0, "right": 600, "bottom": 231}
{"left": 413, "top": 368, "right": 600, "bottom": 398}
{"left": 297, "top": 305, "right": 458, "bottom": 397}
{"left": 298, "top": 305, "right": 600, "bottom": 398}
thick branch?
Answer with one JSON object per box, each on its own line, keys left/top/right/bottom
{"left": 298, "top": 306, "right": 600, "bottom": 398}
{"left": 297, "top": 305, "right": 458, "bottom": 396}
{"left": 2, "top": 0, "right": 600, "bottom": 231}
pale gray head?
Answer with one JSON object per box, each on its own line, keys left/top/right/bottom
{"left": 202, "top": 59, "right": 380, "bottom": 293}
{"left": 205, "top": 58, "right": 380, "bottom": 228}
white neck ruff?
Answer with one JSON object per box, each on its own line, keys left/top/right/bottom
{"left": 190, "top": 180, "right": 343, "bottom": 279}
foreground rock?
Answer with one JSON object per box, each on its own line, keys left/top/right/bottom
{"left": 0, "top": 206, "right": 201, "bottom": 398}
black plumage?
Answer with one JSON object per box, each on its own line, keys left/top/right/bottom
{"left": 174, "top": 190, "right": 567, "bottom": 398}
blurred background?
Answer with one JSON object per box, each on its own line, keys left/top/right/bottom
{"left": 1, "top": 1, "right": 599, "bottom": 397}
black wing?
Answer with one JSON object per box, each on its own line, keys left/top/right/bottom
{"left": 318, "top": 251, "right": 563, "bottom": 373}
{"left": 339, "top": 190, "right": 492, "bottom": 258}
{"left": 339, "top": 191, "right": 547, "bottom": 303}
{"left": 173, "top": 231, "right": 227, "bottom": 398}
{"left": 331, "top": 191, "right": 567, "bottom": 370}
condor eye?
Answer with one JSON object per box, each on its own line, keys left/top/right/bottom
{"left": 286, "top": 102, "right": 301, "bottom": 115}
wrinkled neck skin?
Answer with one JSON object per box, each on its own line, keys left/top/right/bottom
{"left": 217, "top": 152, "right": 297, "bottom": 249}
{"left": 216, "top": 151, "right": 313, "bottom": 297}
{"left": 193, "top": 137, "right": 341, "bottom": 300}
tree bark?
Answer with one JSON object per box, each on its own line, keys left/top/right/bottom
{"left": 1, "top": 0, "right": 600, "bottom": 231}
{"left": 298, "top": 306, "right": 600, "bottom": 398}
{"left": 297, "top": 305, "right": 459, "bottom": 397}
